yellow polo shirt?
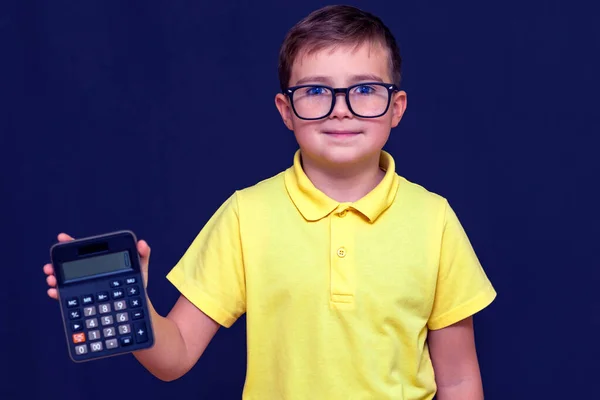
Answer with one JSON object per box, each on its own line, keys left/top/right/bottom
{"left": 166, "top": 150, "right": 496, "bottom": 399}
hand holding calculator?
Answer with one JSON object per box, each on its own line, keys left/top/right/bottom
{"left": 50, "top": 230, "right": 155, "bottom": 362}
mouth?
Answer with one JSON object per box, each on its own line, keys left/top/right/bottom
{"left": 322, "top": 130, "right": 362, "bottom": 138}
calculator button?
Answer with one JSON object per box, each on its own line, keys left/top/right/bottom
{"left": 118, "top": 324, "right": 131, "bottom": 335}
{"left": 83, "top": 306, "right": 96, "bottom": 317}
{"left": 66, "top": 297, "right": 79, "bottom": 308}
{"left": 96, "top": 292, "right": 109, "bottom": 302}
{"left": 101, "top": 315, "right": 114, "bottom": 326}
{"left": 127, "top": 286, "right": 139, "bottom": 296}
{"left": 90, "top": 342, "right": 103, "bottom": 352}
{"left": 110, "top": 280, "right": 123, "bottom": 288}
{"left": 120, "top": 336, "right": 133, "bottom": 346}
{"left": 86, "top": 318, "right": 98, "bottom": 329}
{"left": 134, "top": 322, "right": 148, "bottom": 343}
{"left": 88, "top": 330, "right": 101, "bottom": 340}
{"left": 103, "top": 327, "right": 116, "bottom": 338}
{"left": 105, "top": 338, "right": 118, "bottom": 349}
{"left": 116, "top": 312, "right": 129, "bottom": 323}
{"left": 72, "top": 332, "right": 85, "bottom": 344}
{"left": 71, "top": 321, "right": 83, "bottom": 331}
{"left": 81, "top": 295, "right": 94, "bottom": 305}
{"left": 75, "top": 344, "right": 88, "bottom": 355}
{"left": 69, "top": 309, "right": 81, "bottom": 320}
{"left": 132, "top": 310, "right": 144, "bottom": 320}
{"left": 125, "top": 277, "right": 137, "bottom": 285}
{"left": 98, "top": 303, "right": 111, "bottom": 314}
{"left": 129, "top": 297, "right": 142, "bottom": 308}
{"left": 114, "top": 300, "right": 127, "bottom": 311}
{"left": 111, "top": 289, "right": 124, "bottom": 299}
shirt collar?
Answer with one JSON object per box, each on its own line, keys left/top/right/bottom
{"left": 284, "top": 150, "right": 399, "bottom": 222}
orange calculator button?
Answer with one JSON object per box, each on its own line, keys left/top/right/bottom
{"left": 72, "top": 332, "right": 86, "bottom": 344}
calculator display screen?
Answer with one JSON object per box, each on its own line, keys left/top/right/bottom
{"left": 61, "top": 250, "right": 133, "bottom": 281}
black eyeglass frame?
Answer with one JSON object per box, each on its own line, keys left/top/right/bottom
{"left": 284, "top": 82, "right": 400, "bottom": 120}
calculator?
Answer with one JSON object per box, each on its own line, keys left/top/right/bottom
{"left": 51, "top": 230, "right": 154, "bottom": 362}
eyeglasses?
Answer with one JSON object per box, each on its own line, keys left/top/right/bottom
{"left": 284, "top": 82, "right": 399, "bottom": 120}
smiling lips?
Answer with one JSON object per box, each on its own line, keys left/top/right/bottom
{"left": 323, "top": 131, "right": 361, "bottom": 138}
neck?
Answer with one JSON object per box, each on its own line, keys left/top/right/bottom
{"left": 300, "top": 152, "right": 385, "bottom": 203}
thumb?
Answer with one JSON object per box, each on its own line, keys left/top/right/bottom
{"left": 137, "top": 239, "right": 150, "bottom": 288}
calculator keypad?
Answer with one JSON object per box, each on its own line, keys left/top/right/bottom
{"left": 119, "top": 324, "right": 131, "bottom": 335}
{"left": 103, "top": 327, "right": 116, "bottom": 337}
{"left": 67, "top": 277, "right": 147, "bottom": 357}
{"left": 96, "top": 292, "right": 109, "bottom": 302}
{"left": 99, "top": 304, "right": 111, "bottom": 314}
{"left": 71, "top": 322, "right": 83, "bottom": 331}
{"left": 110, "top": 280, "right": 123, "bottom": 288}
{"left": 83, "top": 306, "right": 96, "bottom": 317}
{"left": 86, "top": 318, "right": 98, "bottom": 329}
{"left": 75, "top": 344, "right": 88, "bottom": 354}
{"left": 116, "top": 312, "right": 128, "bottom": 323}
{"left": 66, "top": 298, "right": 79, "bottom": 308}
{"left": 129, "top": 298, "right": 142, "bottom": 308}
{"left": 73, "top": 332, "right": 85, "bottom": 343}
{"left": 127, "top": 286, "right": 139, "bottom": 296}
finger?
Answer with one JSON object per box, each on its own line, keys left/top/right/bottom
{"left": 57, "top": 233, "right": 74, "bottom": 242}
{"left": 47, "top": 274, "right": 57, "bottom": 288}
{"left": 48, "top": 288, "right": 58, "bottom": 299}
{"left": 137, "top": 240, "right": 151, "bottom": 262}
{"left": 136, "top": 240, "right": 150, "bottom": 288}
{"left": 43, "top": 263, "right": 54, "bottom": 275}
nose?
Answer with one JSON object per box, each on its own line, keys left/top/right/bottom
{"left": 329, "top": 92, "right": 353, "bottom": 120}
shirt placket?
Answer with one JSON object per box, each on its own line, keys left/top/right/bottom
{"left": 330, "top": 204, "right": 355, "bottom": 306}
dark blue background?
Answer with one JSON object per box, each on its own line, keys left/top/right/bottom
{"left": 2, "top": 0, "right": 598, "bottom": 398}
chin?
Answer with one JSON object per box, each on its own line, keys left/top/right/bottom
{"left": 315, "top": 147, "right": 377, "bottom": 167}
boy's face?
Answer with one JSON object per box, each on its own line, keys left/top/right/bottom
{"left": 275, "top": 42, "right": 407, "bottom": 169}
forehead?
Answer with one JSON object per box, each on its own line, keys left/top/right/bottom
{"left": 290, "top": 41, "right": 392, "bottom": 85}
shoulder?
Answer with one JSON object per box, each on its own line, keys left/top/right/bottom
{"left": 237, "top": 170, "right": 286, "bottom": 196}
{"left": 231, "top": 170, "right": 288, "bottom": 208}
{"left": 395, "top": 175, "right": 448, "bottom": 210}
{"left": 389, "top": 175, "right": 452, "bottom": 232}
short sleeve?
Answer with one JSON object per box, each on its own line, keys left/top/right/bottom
{"left": 427, "top": 201, "right": 497, "bottom": 330}
{"left": 166, "top": 192, "right": 246, "bottom": 328}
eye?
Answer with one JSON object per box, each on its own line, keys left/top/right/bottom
{"left": 353, "top": 85, "right": 376, "bottom": 95}
{"left": 305, "top": 86, "right": 329, "bottom": 96}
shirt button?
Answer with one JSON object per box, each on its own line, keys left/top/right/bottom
{"left": 337, "top": 247, "right": 347, "bottom": 258}
{"left": 338, "top": 210, "right": 347, "bottom": 218}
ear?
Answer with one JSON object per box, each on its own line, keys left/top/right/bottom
{"left": 390, "top": 90, "right": 407, "bottom": 128}
{"left": 275, "top": 93, "right": 295, "bottom": 131}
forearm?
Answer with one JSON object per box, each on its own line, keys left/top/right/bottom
{"left": 429, "top": 317, "right": 485, "bottom": 400}
{"left": 435, "top": 377, "right": 484, "bottom": 400}
{"left": 132, "top": 297, "right": 191, "bottom": 381}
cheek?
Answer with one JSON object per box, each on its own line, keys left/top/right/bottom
{"left": 366, "top": 117, "right": 393, "bottom": 138}
{"left": 292, "top": 120, "right": 321, "bottom": 142}
{"left": 293, "top": 127, "right": 319, "bottom": 150}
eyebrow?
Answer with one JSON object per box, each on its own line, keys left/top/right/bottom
{"left": 294, "top": 74, "right": 385, "bottom": 86}
{"left": 350, "top": 74, "right": 385, "bottom": 83}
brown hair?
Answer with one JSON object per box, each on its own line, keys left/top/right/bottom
{"left": 278, "top": 5, "right": 402, "bottom": 92}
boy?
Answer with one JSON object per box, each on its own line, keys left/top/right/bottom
{"left": 44, "top": 5, "right": 496, "bottom": 399}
